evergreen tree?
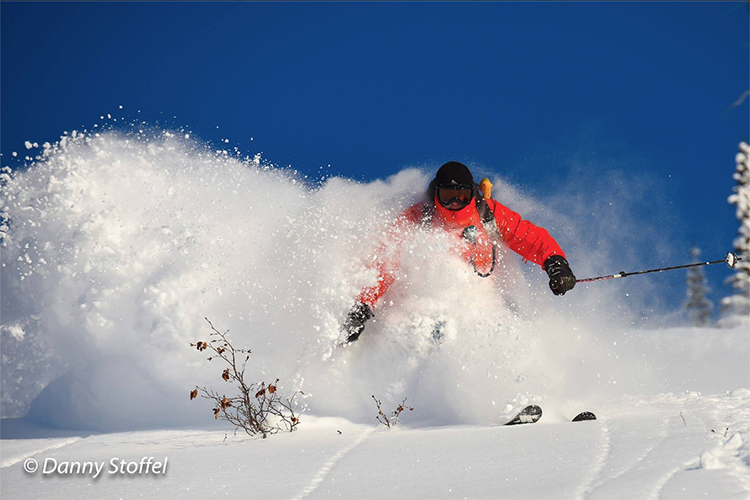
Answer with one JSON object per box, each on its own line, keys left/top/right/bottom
{"left": 685, "top": 247, "right": 712, "bottom": 326}
{"left": 720, "top": 141, "right": 750, "bottom": 325}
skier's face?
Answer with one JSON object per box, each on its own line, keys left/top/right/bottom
{"left": 437, "top": 184, "right": 473, "bottom": 210}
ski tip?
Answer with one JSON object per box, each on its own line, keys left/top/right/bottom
{"left": 504, "top": 405, "right": 543, "bottom": 426}
{"left": 572, "top": 411, "right": 597, "bottom": 422}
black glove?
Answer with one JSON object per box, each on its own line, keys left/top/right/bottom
{"left": 342, "top": 302, "right": 374, "bottom": 343}
{"left": 544, "top": 255, "right": 576, "bottom": 296}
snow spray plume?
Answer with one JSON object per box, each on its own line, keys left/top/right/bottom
{"left": 1, "top": 129, "right": 695, "bottom": 430}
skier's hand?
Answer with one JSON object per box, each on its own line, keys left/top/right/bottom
{"left": 544, "top": 255, "right": 576, "bottom": 296}
{"left": 342, "top": 302, "right": 374, "bottom": 342}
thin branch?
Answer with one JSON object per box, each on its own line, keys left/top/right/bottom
{"left": 190, "top": 318, "right": 302, "bottom": 438}
{"left": 372, "top": 395, "right": 413, "bottom": 429}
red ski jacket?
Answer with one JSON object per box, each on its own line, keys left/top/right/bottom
{"left": 358, "top": 195, "right": 566, "bottom": 306}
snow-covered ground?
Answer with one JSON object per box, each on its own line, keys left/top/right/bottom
{"left": 2, "top": 386, "right": 749, "bottom": 499}
{"left": 1, "top": 130, "right": 748, "bottom": 498}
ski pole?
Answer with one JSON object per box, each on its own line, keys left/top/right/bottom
{"left": 577, "top": 252, "right": 742, "bottom": 284}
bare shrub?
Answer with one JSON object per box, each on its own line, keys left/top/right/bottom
{"left": 190, "top": 318, "right": 302, "bottom": 438}
{"left": 372, "top": 395, "right": 413, "bottom": 428}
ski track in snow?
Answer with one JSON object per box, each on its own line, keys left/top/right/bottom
{"left": 585, "top": 416, "right": 671, "bottom": 499}
{"left": 584, "top": 394, "right": 750, "bottom": 500}
{"left": 0, "top": 437, "right": 82, "bottom": 468}
{"left": 292, "top": 427, "right": 375, "bottom": 500}
{"left": 577, "top": 418, "right": 612, "bottom": 500}
{"left": 651, "top": 416, "right": 706, "bottom": 500}
{"left": 653, "top": 459, "right": 702, "bottom": 500}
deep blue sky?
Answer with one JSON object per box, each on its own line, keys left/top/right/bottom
{"left": 2, "top": 2, "right": 748, "bottom": 309}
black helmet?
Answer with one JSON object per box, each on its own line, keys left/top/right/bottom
{"left": 430, "top": 161, "right": 475, "bottom": 210}
{"left": 435, "top": 161, "right": 474, "bottom": 186}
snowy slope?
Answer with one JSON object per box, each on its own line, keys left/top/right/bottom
{"left": 1, "top": 389, "right": 749, "bottom": 500}
{"left": 1, "top": 130, "right": 749, "bottom": 498}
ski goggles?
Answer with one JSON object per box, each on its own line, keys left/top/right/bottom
{"left": 436, "top": 183, "right": 473, "bottom": 209}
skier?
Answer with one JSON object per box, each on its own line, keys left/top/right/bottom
{"left": 343, "top": 161, "right": 576, "bottom": 342}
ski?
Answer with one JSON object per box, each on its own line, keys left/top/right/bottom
{"left": 504, "top": 405, "right": 543, "bottom": 426}
{"left": 572, "top": 411, "right": 596, "bottom": 422}
{"left": 504, "top": 406, "right": 596, "bottom": 426}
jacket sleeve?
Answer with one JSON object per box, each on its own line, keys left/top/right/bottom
{"left": 358, "top": 203, "right": 423, "bottom": 307}
{"left": 489, "top": 199, "right": 566, "bottom": 268}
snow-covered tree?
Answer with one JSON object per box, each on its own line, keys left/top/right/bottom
{"left": 720, "top": 141, "right": 750, "bottom": 325}
{"left": 685, "top": 247, "right": 713, "bottom": 326}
